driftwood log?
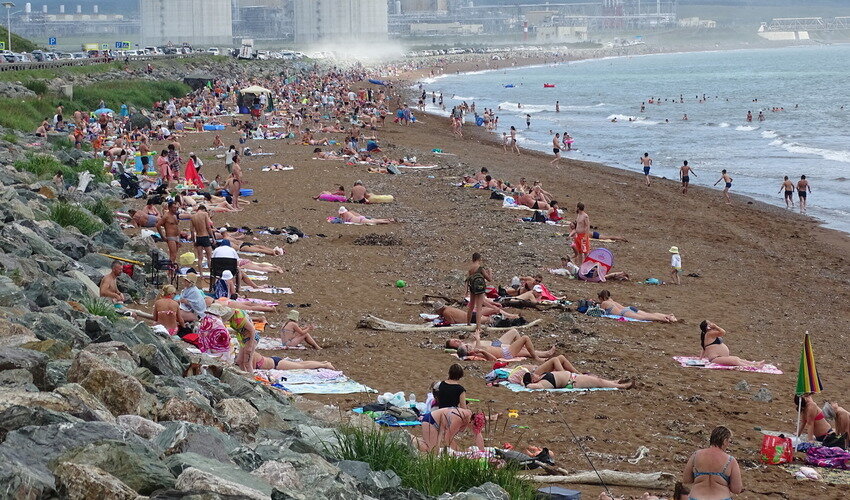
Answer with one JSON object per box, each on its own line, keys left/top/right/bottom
{"left": 358, "top": 315, "right": 543, "bottom": 333}
{"left": 528, "top": 470, "right": 675, "bottom": 489}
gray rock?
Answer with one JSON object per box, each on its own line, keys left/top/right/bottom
{"left": 53, "top": 462, "right": 138, "bottom": 500}
{"left": 734, "top": 380, "right": 751, "bottom": 392}
{"left": 165, "top": 453, "right": 273, "bottom": 496}
{"left": 294, "top": 424, "right": 341, "bottom": 457}
{"left": 0, "top": 347, "right": 49, "bottom": 390}
{"left": 68, "top": 350, "right": 156, "bottom": 417}
{"left": 117, "top": 414, "right": 166, "bottom": 440}
{"left": 7, "top": 223, "right": 69, "bottom": 262}
{"left": 752, "top": 387, "right": 773, "bottom": 402}
{"left": 133, "top": 342, "right": 185, "bottom": 378}
{"left": 174, "top": 467, "right": 269, "bottom": 500}
{"left": 92, "top": 225, "right": 130, "bottom": 252}
{"left": 55, "top": 439, "right": 176, "bottom": 495}
{"left": 52, "top": 276, "right": 92, "bottom": 302}
{"left": 0, "top": 421, "right": 151, "bottom": 493}
{"left": 0, "top": 460, "right": 52, "bottom": 499}
{"left": 154, "top": 422, "right": 240, "bottom": 463}
{"left": 215, "top": 398, "right": 260, "bottom": 436}
{"left": 45, "top": 359, "right": 72, "bottom": 389}
{"left": 0, "top": 368, "right": 39, "bottom": 391}
{"left": 0, "top": 405, "right": 82, "bottom": 441}
{"left": 0, "top": 275, "right": 25, "bottom": 308}
{"left": 158, "top": 396, "right": 220, "bottom": 428}
{"left": 336, "top": 460, "right": 372, "bottom": 481}
{"left": 0, "top": 317, "right": 38, "bottom": 347}
{"left": 251, "top": 460, "right": 303, "bottom": 489}
{"left": 337, "top": 459, "right": 403, "bottom": 493}
{"left": 52, "top": 383, "right": 117, "bottom": 422}
{"left": 21, "top": 338, "right": 73, "bottom": 360}
{"left": 463, "top": 483, "right": 510, "bottom": 500}
{"left": 18, "top": 312, "right": 91, "bottom": 348}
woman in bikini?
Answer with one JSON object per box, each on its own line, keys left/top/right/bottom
{"left": 418, "top": 406, "right": 485, "bottom": 453}
{"left": 279, "top": 310, "right": 322, "bottom": 349}
{"left": 795, "top": 393, "right": 840, "bottom": 445}
{"left": 153, "top": 285, "right": 184, "bottom": 336}
{"left": 456, "top": 330, "right": 553, "bottom": 363}
{"left": 700, "top": 321, "right": 764, "bottom": 368}
{"left": 238, "top": 258, "right": 284, "bottom": 274}
{"left": 338, "top": 206, "right": 394, "bottom": 224}
{"left": 466, "top": 253, "right": 493, "bottom": 335}
{"left": 682, "top": 426, "right": 743, "bottom": 500}
{"left": 519, "top": 362, "right": 635, "bottom": 390}
{"left": 597, "top": 290, "right": 678, "bottom": 323}
{"left": 250, "top": 352, "right": 334, "bottom": 371}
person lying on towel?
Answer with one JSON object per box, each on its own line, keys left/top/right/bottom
{"left": 455, "top": 330, "right": 554, "bottom": 363}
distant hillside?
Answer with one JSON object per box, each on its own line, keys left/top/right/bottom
{"left": 0, "top": 27, "right": 40, "bottom": 52}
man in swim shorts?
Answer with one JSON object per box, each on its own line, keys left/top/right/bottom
{"left": 550, "top": 133, "right": 561, "bottom": 165}
{"left": 680, "top": 160, "right": 696, "bottom": 195}
{"left": 190, "top": 205, "right": 214, "bottom": 269}
{"left": 797, "top": 175, "right": 811, "bottom": 214}
{"left": 156, "top": 201, "right": 181, "bottom": 264}
{"left": 779, "top": 176, "right": 795, "bottom": 209}
{"left": 640, "top": 152, "right": 653, "bottom": 187}
{"left": 572, "top": 202, "right": 591, "bottom": 264}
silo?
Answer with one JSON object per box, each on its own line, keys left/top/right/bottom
{"left": 293, "top": 0, "right": 388, "bottom": 47}
{"left": 141, "top": 0, "right": 233, "bottom": 47}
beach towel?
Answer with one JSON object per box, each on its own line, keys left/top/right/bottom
{"left": 499, "top": 381, "right": 618, "bottom": 393}
{"left": 672, "top": 356, "right": 783, "bottom": 374}
{"left": 352, "top": 407, "right": 422, "bottom": 427}
{"left": 326, "top": 216, "right": 366, "bottom": 225}
{"left": 784, "top": 464, "right": 850, "bottom": 485}
{"left": 502, "top": 197, "right": 534, "bottom": 211}
{"left": 317, "top": 193, "right": 348, "bottom": 202}
{"left": 233, "top": 297, "right": 278, "bottom": 306}
{"left": 255, "top": 337, "right": 306, "bottom": 351}
{"left": 238, "top": 251, "right": 266, "bottom": 257}
{"left": 241, "top": 286, "right": 293, "bottom": 294}
{"left": 261, "top": 166, "right": 294, "bottom": 172}
{"left": 184, "top": 158, "right": 205, "bottom": 189}
{"left": 397, "top": 165, "right": 438, "bottom": 169}
{"left": 258, "top": 368, "right": 345, "bottom": 385}
{"left": 602, "top": 314, "right": 649, "bottom": 322}
{"left": 453, "top": 353, "right": 527, "bottom": 363}
{"left": 278, "top": 380, "right": 376, "bottom": 394}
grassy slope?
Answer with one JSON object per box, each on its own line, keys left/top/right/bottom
{"left": 0, "top": 26, "right": 40, "bottom": 52}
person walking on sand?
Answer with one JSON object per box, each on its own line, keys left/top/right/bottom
{"left": 670, "top": 246, "right": 681, "bottom": 285}
{"left": 550, "top": 133, "right": 561, "bottom": 165}
{"left": 466, "top": 253, "right": 493, "bottom": 335}
{"left": 797, "top": 175, "right": 811, "bottom": 214}
{"left": 713, "top": 169, "right": 733, "bottom": 205}
{"left": 509, "top": 126, "right": 520, "bottom": 155}
{"left": 779, "top": 176, "right": 795, "bottom": 209}
{"left": 680, "top": 160, "right": 696, "bottom": 195}
{"left": 640, "top": 152, "right": 653, "bottom": 187}
{"left": 573, "top": 203, "right": 591, "bottom": 264}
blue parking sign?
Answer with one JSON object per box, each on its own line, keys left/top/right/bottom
{"left": 48, "top": 37, "right": 57, "bottom": 45}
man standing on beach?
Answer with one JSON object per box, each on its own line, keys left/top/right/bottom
{"left": 779, "top": 176, "right": 795, "bottom": 209}
{"left": 191, "top": 206, "right": 214, "bottom": 270}
{"left": 797, "top": 175, "right": 811, "bottom": 214}
{"left": 526, "top": 114, "right": 531, "bottom": 129}
{"left": 640, "top": 153, "right": 653, "bottom": 187}
{"left": 573, "top": 203, "right": 590, "bottom": 264}
{"left": 550, "top": 134, "right": 561, "bottom": 165}
{"left": 156, "top": 201, "right": 181, "bottom": 265}
{"left": 680, "top": 161, "right": 696, "bottom": 195}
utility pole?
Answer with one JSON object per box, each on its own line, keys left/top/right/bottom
{"left": 2, "top": 2, "right": 14, "bottom": 52}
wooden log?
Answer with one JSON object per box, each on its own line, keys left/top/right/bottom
{"left": 527, "top": 470, "right": 675, "bottom": 489}
{"left": 357, "top": 314, "right": 542, "bottom": 333}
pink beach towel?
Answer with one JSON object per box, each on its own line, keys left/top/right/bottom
{"left": 673, "top": 356, "right": 783, "bottom": 375}
{"left": 318, "top": 193, "right": 348, "bottom": 202}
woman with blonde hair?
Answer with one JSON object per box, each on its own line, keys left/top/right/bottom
{"left": 280, "top": 310, "right": 321, "bottom": 349}
{"left": 153, "top": 284, "right": 184, "bottom": 335}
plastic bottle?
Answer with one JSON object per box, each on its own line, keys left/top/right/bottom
{"left": 408, "top": 393, "right": 416, "bottom": 408}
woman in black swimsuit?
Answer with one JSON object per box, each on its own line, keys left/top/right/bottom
{"left": 699, "top": 320, "right": 765, "bottom": 368}
{"left": 435, "top": 364, "right": 467, "bottom": 409}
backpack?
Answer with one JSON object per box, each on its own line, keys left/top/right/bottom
{"left": 586, "top": 305, "right": 605, "bottom": 317}
{"left": 467, "top": 269, "right": 487, "bottom": 295}
{"left": 489, "top": 191, "right": 505, "bottom": 200}
{"left": 530, "top": 210, "right": 547, "bottom": 223}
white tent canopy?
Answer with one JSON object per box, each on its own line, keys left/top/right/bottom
{"left": 240, "top": 86, "right": 272, "bottom": 95}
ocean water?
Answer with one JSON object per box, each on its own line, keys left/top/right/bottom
{"left": 417, "top": 45, "right": 850, "bottom": 232}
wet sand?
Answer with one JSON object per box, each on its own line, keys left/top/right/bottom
{"left": 138, "top": 54, "right": 850, "bottom": 499}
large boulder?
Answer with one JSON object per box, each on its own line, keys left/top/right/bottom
{"left": 19, "top": 312, "right": 91, "bottom": 348}
{"left": 174, "top": 467, "right": 268, "bottom": 500}
{"left": 165, "top": 452, "right": 273, "bottom": 495}
{"left": 0, "top": 421, "right": 152, "bottom": 494}
{"left": 0, "top": 368, "right": 38, "bottom": 391}
{"left": 0, "top": 318, "right": 38, "bottom": 347}
{"left": 0, "top": 275, "right": 26, "bottom": 308}
{"left": 154, "top": 422, "right": 240, "bottom": 462}
{"left": 0, "top": 388, "right": 73, "bottom": 414}
{"left": 45, "top": 360, "right": 72, "bottom": 389}
{"left": 117, "top": 414, "right": 166, "bottom": 440}
{"left": 53, "top": 462, "right": 138, "bottom": 500}
{"left": 0, "top": 347, "right": 49, "bottom": 390}
{"left": 158, "top": 396, "right": 219, "bottom": 428}
{"left": 55, "top": 439, "right": 176, "bottom": 495}
{"left": 53, "top": 383, "right": 117, "bottom": 422}
{"left": 215, "top": 398, "right": 260, "bottom": 436}
{"left": 67, "top": 350, "right": 156, "bottom": 418}
{"left": 132, "top": 342, "right": 185, "bottom": 378}
{"left": 0, "top": 405, "right": 82, "bottom": 441}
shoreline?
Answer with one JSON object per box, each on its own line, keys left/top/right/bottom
{"left": 404, "top": 46, "right": 850, "bottom": 236}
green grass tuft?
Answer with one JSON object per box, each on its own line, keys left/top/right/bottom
{"left": 15, "top": 153, "right": 110, "bottom": 185}
{"left": 23, "top": 80, "right": 48, "bottom": 95}
{"left": 79, "top": 295, "right": 119, "bottom": 321}
{"left": 331, "top": 427, "right": 537, "bottom": 499}
{"left": 2, "top": 133, "right": 17, "bottom": 144}
{"left": 84, "top": 198, "right": 115, "bottom": 225}
{"left": 48, "top": 201, "right": 104, "bottom": 236}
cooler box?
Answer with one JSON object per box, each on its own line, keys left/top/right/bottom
{"left": 537, "top": 486, "right": 580, "bottom": 500}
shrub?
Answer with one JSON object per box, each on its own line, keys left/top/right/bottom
{"left": 23, "top": 80, "right": 48, "bottom": 95}
{"left": 79, "top": 295, "right": 119, "bottom": 321}
{"left": 48, "top": 202, "right": 104, "bottom": 236}
{"left": 332, "top": 427, "right": 536, "bottom": 499}
{"left": 84, "top": 198, "right": 115, "bottom": 225}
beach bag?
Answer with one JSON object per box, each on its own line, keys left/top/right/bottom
{"left": 760, "top": 434, "right": 793, "bottom": 465}
{"left": 489, "top": 191, "right": 504, "bottom": 200}
{"left": 467, "top": 269, "right": 487, "bottom": 295}
{"left": 586, "top": 305, "right": 605, "bottom": 317}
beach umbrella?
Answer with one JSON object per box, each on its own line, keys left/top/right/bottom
{"left": 94, "top": 108, "right": 114, "bottom": 115}
{"left": 794, "top": 331, "right": 824, "bottom": 436}
{"left": 578, "top": 248, "right": 613, "bottom": 283}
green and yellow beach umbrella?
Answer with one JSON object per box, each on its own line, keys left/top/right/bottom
{"left": 795, "top": 331, "right": 823, "bottom": 396}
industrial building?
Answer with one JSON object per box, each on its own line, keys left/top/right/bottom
{"left": 140, "top": 0, "right": 233, "bottom": 47}
{"left": 293, "top": 0, "right": 388, "bottom": 46}
{"left": 15, "top": 3, "right": 136, "bottom": 38}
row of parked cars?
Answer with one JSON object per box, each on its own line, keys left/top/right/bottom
{"left": 0, "top": 45, "right": 308, "bottom": 64}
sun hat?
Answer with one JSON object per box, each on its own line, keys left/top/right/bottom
{"left": 221, "top": 270, "right": 234, "bottom": 281}
{"left": 533, "top": 285, "right": 544, "bottom": 293}
{"left": 182, "top": 273, "right": 199, "bottom": 285}
{"left": 669, "top": 246, "right": 679, "bottom": 254}
{"left": 432, "top": 300, "right": 446, "bottom": 312}
{"left": 218, "top": 307, "right": 235, "bottom": 322}
{"left": 206, "top": 303, "right": 231, "bottom": 317}
{"left": 179, "top": 252, "right": 197, "bottom": 267}
{"left": 287, "top": 310, "right": 300, "bottom": 321}
{"left": 338, "top": 206, "right": 348, "bottom": 214}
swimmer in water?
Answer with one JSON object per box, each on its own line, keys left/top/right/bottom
{"left": 680, "top": 160, "right": 696, "bottom": 195}
{"left": 682, "top": 114, "right": 689, "bottom": 121}
{"left": 746, "top": 111, "right": 753, "bottom": 122}
{"left": 713, "top": 169, "right": 733, "bottom": 205}
{"left": 779, "top": 176, "right": 795, "bottom": 209}
{"left": 797, "top": 175, "right": 811, "bottom": 214}
{"left": 640, "top": 152, "right": 653, "bottom": 187}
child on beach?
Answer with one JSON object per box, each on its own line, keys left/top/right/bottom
{"left": 670, "top": 246, "right": 681, "bottom": 285}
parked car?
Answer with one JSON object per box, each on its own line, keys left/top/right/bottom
{"left": 56, "top": 52, "right": 73, "bottom": 60}
{"left": 207, "top": 47, "right": 220, "bottom": 56}
{"left": 31, "top": 50, "right": 48, "bottom": 62}
{"left": 255, "top": 50, "right": 270, "bottom": 60}
{"left": 71, "top": 52, "right": 87, "bottom": 59}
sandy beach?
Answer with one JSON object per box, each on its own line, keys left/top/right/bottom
{"left": 131, "top": 52, "right": 850, "bottom": 499}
